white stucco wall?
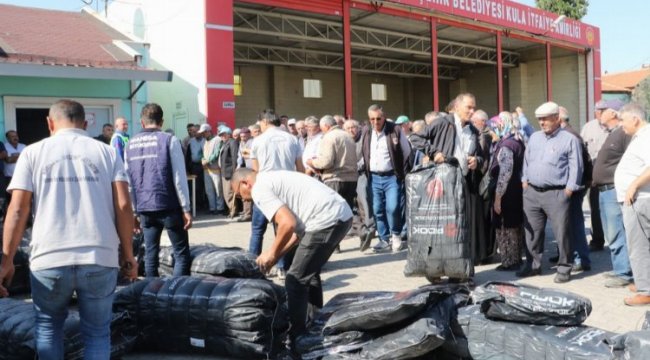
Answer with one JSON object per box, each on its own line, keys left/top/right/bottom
{"left": 106, "top": 0, "right": 207, "bottom": 136}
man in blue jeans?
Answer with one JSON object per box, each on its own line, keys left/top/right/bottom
{"left": 248, "top": 109, "right": 303, "bottom": 279}
{"left": 0, "top": 100, "right": 138, "bottom": 359}
{"left": 592, "top": 99, "right": 633, "bottom": 287}
{"left": 232, "top": 168, "right": 352, "bottom": 355}
{"left": 125, "top": 103, "right": 192, "bottom": 277}
{"left": 361, "top": 104, "right": 411, "bottom": 253}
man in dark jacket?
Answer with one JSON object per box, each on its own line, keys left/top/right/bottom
{"left": 361, "top": 104, "right": 411, "bottom": 253}
{"left": 219, "top": 126, "right": 239, "bottom": 218}
{"left": 421, "top": 93, "right": 486, "bottom": 264}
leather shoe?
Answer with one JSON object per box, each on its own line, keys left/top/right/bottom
{"left": 554, "top": 272, "right": 571, "bottom": 283}
{"left": 495, "top": 263, "right": 521, "bottom": 271}
{"left": 571, "top": 263, "right": 591, "bottom": 272}
{"left": 624, "top": 294, "right": 650, "bottom": 306}
{"left": 359, "top": 230, "right": 374, "bottom": 252}
{"left": 516, "top": 267, "right": 541, "bottom": 278}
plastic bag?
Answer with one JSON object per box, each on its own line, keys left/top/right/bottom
{"left": 404, "top": 164, "right": 473, "bottom": 280}
{"left": 358, "top": 294, "right": 458, "bottom": 360}
{"left": 297, "top": 292, "right": 393, "bottom": 359}
{"left": 472, "top": 281, "right": 592, "bottom": 326}
{"left": 113, "top": 276, "right": 288, "bottom": 358}
{"left": 467, "top": 311, "right": 617, "bottom": 360}
{"left": 323, "top": 289, "right": 434, "bottom": 335}
{"left": 159, "top": 243, "right": 264, "bottom": 279}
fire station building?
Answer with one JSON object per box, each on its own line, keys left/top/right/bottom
{"left": 105, "top": 0, "right": 601, "bottom": 131}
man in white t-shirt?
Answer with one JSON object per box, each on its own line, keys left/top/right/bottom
{"left": 231, "top": 168, "right": 352, "bottom": 350}
{"left": 247, "top": 109, "right": 303, "bottom": 279}
{"left": 0, "top": 100, "right": 137, "bottom": 359}
{"left": 614, "top": 102, "right": 650, "bottom": 306}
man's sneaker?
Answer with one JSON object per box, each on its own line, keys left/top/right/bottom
{"left": 605, "top": 276, "right": 633, "bottom": 288}
{"left": 372, "top": 240, "right": 391, "bottom": 253}
{"left": 391, "top": 235, "right": 405, "bottom": 252}
{"left": 554, "top": 272, "right": 571, "bottom": 283}
{"left": 603, "top": 271, "right": 618, "bottom": 278}
{"left": 572, "top": 263, "right": 591, "bottom": 272}
{"left": 277, "top": 268, "right": 286, "bottom": 281}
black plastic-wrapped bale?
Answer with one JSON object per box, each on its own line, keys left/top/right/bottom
{"left": 323, "top": 288, "right": 437, "bottom": 335}
{"left": 357, "top": 294, "right": 458, "bottom": 360}
{"left": 113, "top": 276, "right": 288, "bottom": 358}
{"left": 297, "top": 292, "right": 393, "bottom": 359}
{"left": 611, "top": 331, "right": 650, "bottom": 359}
{"left": 159, "top": 243, "right": 264, "bottom": 279}
{"left": 0, "top": 298, "right": 136, "bottom": 360}
{"left": 472, "top": 281, "right": 592, "bottom": 326}
{"left": 404, "top": 164, "right": 473, "bottom": 280}
{"left": 467, "top": 312, "right": 618, "bottom": 360}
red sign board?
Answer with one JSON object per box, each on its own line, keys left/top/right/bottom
{"left": 390, "top": 0, "right": 598, "bottom": 48}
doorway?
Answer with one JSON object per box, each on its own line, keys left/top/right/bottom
{"left": 15, "top": 108, "right": 49, "bottom": 145}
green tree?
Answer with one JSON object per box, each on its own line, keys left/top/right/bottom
{"left": 535, "top": 0, "right": 589, "bottom": 20}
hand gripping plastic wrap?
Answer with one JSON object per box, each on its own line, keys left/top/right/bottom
{"left": 0, "top": 228, "right": 32, "bottom": 295}
{"left": 158, "top": 243, "right": 265, "bottom": 279}
{"left": 467, "top": 311, "right": 620, "bottom": 360}
{"left": 404, "top": 163, "right": 473, "bottom": 280}
{"left": 472, "top": 281, "right": 592, "bottom": 326}
{"left": 0, "top": 298, "right": 136, "bottom": 360}
{"left": 112, "top": 276, "right": 288, "bottom": 358}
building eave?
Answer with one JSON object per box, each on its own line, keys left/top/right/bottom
{"left": 0, "top": 62, "right": 173, "bottom": 82}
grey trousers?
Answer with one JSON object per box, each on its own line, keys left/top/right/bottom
{"left": 356, "top": 173, "right": 374, "bottom": 231}
{"left": 522, "top": 187, "right": 572, "bottom": 274}
{"left": 622, "top": 198, "right": 650, "bottom": 295}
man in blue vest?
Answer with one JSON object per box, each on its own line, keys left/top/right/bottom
{"left": 125, "top": 103, "right": 192, "bottom": 277}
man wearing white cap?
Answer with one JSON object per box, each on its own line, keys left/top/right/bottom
{"left": 518, "top": 101, "right": 583, "bottom": 283}
{"left": 287, "top": 118, "right": 298, "bottom": 137}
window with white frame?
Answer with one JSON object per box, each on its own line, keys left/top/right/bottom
{"left": 303, "top": 79, "right": 322, "bottom": 98}
{"left": 371, "top": 83, "right": 387, "bottom": 101}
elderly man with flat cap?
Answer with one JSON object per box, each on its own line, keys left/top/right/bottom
{"left": 518, "top": 101, "right": 583, "bottom": 283}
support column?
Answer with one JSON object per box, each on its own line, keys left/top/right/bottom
{"left": 546, "top": 42, "right": 552, "bottom": 101}
{"left": 430, "top": 17, "right": 439, "bottom": 111}
{"left": 496, "top": 31, "right": 504, "bottom": 112}
{"left": 205, "top": 0, "right": 235, "bottom": 128}
{"left": 343, "top": 0, "right": 353, "bottom": 119}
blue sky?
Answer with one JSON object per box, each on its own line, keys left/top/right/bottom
{"left": 2, "top": 0, "right": 648, "bottom": 74}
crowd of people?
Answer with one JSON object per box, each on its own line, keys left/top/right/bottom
{"left": 1, "top": 93, "right": 650, "bottom": 358}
